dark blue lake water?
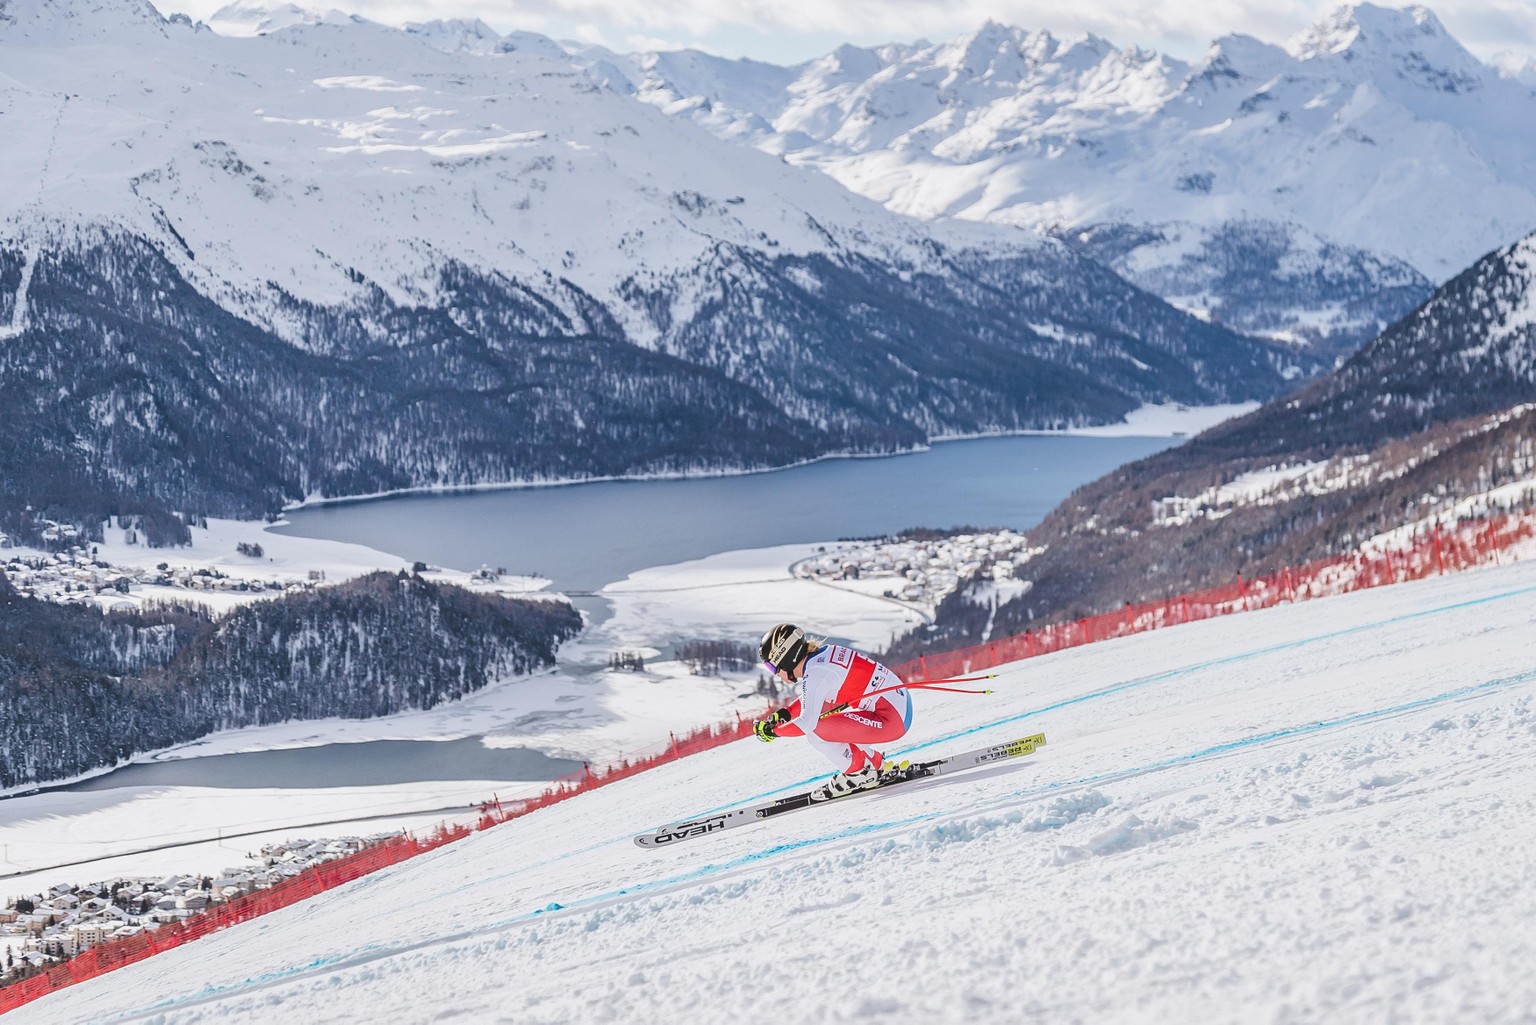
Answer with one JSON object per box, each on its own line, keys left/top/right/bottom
{"left": 67, "top": 739, "right": 582, "bottom": 792}
{"left": 272, "top": 434, "right": 1179, "bottom": 593}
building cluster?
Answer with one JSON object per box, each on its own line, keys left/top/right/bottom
{"left": 796, "top": 529, "right": 1038, "bottom": 609}
{"left": 0, "top": 834, "right": 391, "bottom": 981}
{"left": 0, "top": 545, "right": 300, "bottom": 608}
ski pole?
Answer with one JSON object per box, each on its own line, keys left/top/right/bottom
{"left": 865, "top": 677, "right": 996, "bottom": 700}
{"left": 819, "top": 677, "right": 996, "bottom": 718}
{"left": 900, "top": 683, "right": 994, "bottom": 695}
{"left": 908, "top": 673, "right": 999, "bottom": 685}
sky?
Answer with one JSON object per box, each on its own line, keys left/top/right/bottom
{"left": 10, "top": 536, "right": 1536, "bottom": 1023}
{"left": 154, "top": 0, "right": 1536, "bottom": 67}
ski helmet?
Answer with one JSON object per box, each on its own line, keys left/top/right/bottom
{"left": 759, "top": 623, "right": 809, "bottom": 676}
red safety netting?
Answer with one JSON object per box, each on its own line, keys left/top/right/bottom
{"left": 890, "top": 514, "right": 1536, "bottom": 683}
{"left": 0, "top": 715, "right": 766, "bottom": 1014}
{"left": 4, "top": 511, "right": 1532, "bottom": 1014}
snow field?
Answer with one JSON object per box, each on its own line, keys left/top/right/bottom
{"left": 0, "top": 780, "right": 535, "bottom": 891}
{"left": 12, "top": 554, "right": 1536, "bottom": 1023}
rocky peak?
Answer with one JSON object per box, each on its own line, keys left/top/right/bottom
{"left": 0, "top": 0, "right": 167, "bottom": 42}
{"left": 1290, "top": 3, "right": 1484, "bottom": 92}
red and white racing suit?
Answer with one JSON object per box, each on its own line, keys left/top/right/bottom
{"left": 775, "top": 644, "right": 912, "bottom": 773}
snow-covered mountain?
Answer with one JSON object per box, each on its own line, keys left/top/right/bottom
{"left": 0, "top": 0, "right": 1301, "bottom": 530}
{"left": 580, "top": 4, "right": 1536, "bottom": 353}
{"left": 903, "top": 227, "right": 1536, "bottom": 658}
{"left": 1182, "top": 228, "right": 1536, "bottom": 461}
{"left": 1495, "top": 51, "right": 1536, "bottom": 87}
{"left": 197, "top": 0, "right": 323, "bottom": 35}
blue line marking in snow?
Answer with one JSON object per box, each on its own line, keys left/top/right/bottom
{"left": 1037, "top": 665, "right": 1536, "bottom": 794}
{"left": 904, "top": 579, "right": 1536, "bottom": 757}
{"left": 496, "top": 664, "right": 1536, "bottom": 924}
{"left": 95, "top": 947, "right": 391, "bottom": 1023}
{"left": 689, "top": 578, "right": 1536, "bottom": 818}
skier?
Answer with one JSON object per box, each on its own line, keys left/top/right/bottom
{"left": 752, "top": 623, "right": 912, "bottom": 800}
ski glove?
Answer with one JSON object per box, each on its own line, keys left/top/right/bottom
{"left": 754, "top": 708, "right": 791, "bottom": 742}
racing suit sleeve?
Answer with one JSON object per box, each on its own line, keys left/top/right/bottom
{"left": 785, "top": 662, "right": 840, "bottom": 738}
{"left": 771, "top": 699, "right": 806, "bottom": 737}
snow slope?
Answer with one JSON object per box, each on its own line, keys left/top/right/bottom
{"left": 14, "top": 552, "right": 1536, "bottom": 1023}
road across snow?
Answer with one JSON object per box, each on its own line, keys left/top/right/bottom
{"left": 13, "top": 556, "right": 1536, "bottom": 1024}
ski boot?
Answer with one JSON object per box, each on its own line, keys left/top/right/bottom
{"left": 809, "top": 764, "right": 881, "bottom": 801}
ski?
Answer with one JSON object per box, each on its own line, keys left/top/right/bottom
{"left": 633, "top": 732, "right": 1045, "bottom": 849}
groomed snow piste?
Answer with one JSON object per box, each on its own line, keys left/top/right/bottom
{"left": 13, "top": 554, "right": 1536, "bottom": 1024}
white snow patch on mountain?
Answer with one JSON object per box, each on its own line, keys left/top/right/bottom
{"left": 203, "top": 1, "right": 320, "bottom": 36}
{"left": 1153, "top": 460, "right": 1332, "bottom": 525}
{"left": 1488, "top": 235, "right": 1536, "bottom": 343}
{"left": 0, "top": 1, "right": 1053, "bottom": 358}
{"left": 571, "top": 5, "right": 1536, "bottom": 287}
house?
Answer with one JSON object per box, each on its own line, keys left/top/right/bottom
{"left": 212, "top": 873, "right": 253, "bottom": 898}
{"left": 70, "top": 922, "right": 114, "bottom": 948}
{"left": 39, "top": 933, "right": 77, "bottom": 957}
{"left": 14, "top": 915, "right": 48, "bottom": 936}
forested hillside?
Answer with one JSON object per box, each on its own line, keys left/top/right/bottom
{"left": 0, "top": 572, "right": 581, "bottom": 788}
{"left": 894, "top": 232, "right": 1536, "bottom": 659}
{"left": 0, "top": 229, "right": 1302, "bottom": 550}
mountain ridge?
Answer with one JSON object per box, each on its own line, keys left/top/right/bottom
{"left": 560, "top": 2, "right": 1536, "bottom": 352}
{"left": 0, "top": 0, "right": 1305, "bottom": 541}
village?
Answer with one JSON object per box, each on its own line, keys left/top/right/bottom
{"left": 0, "top": 540, "right": 307, "bottom": 609}
{"left": 794, "top": 528, "right": 1038, "bottom": 612}
{"left": 0, "top": 516, "right": 530, "bottom": 617}
{"left": 0, "top": 833, "right": 394, "bottom": 983}
{"left": 1, "top": 516, "right": 1042, "bottom": 624}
